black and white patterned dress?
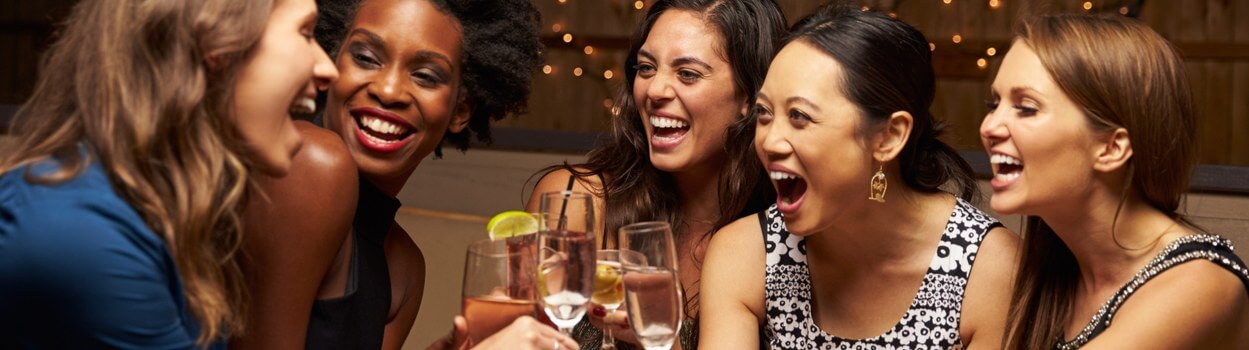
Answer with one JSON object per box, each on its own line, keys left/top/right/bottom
{"left": 760, "top": 198, "right": 1001, "bottom": 350}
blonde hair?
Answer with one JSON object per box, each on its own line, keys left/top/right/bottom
{"left": 0, "top": 0, "right": 275, "bottom": 344}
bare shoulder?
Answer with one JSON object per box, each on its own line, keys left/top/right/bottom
{"left": 704, "top": 213, "right": 768, "bottom": 313}
{"left": 960, "top": 226, "right": 1021, "bottom": 347}
{"left": 245, "top": 121, "right": 357, "bottom": 249}
{"left": 1090, "top": 257, "right": 1249, "bottom": 348}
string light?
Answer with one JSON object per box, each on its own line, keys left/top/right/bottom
{"left": 1083, "top": 1, "right": 1092, "bottom": 10}
{"left": 986, "top": 47, "right": 997, "bottom": 56}
{"left": 943, "top": 0, "right": 952, "bottom": 4}
{"left": 634, "top": 0, "right": 644, "bottom": 10}
{"left": 989, "top": 0, "right": 1000, "bottom": 8}
{"left": 1120, "top": 6, "right": 1129, "bottom": 15}
{"left": 542, "top": 65, "right": 553, "bottom": 74}
{"left": 558, "top": 0, "right": 566, "bottom": 3}
{"left": 603, "top": 70, "right": 614, "bottom": 79}
{"left": 552, "top": 23, "right": 562, "bottom": 32}
{"left": 976, "top": 58, "right": 988, "bottom": 69}
{"left": 952, "top": 34, "right": 962, "bottom": 44}
{"left": 888, "top": 12, "right": 898, "bottom": 18}
{"left": 861, "top": 5, "right": 870, "bottom": 11}
{"left": 573, "top": 67, "right": 583, "bottom": 77}
{"left": 929, "top": 42, "right": 936, "bottom": 51}
{"left": 602, "top": 99, "right": 613, "bottom": 109}
{"left": 562, "top": 33, "right": 573, "bottom": 43}
{"left": 583, "top": 46, "right": 594, "bottom": 55}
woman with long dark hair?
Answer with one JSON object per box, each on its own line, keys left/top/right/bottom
{"left": 526, "top": 0, "right": 785, "bottom": 348}
{"left": 700, "top": 4, "right": 1019, "bottom": 349}
{"left": 987, "top": 14, "right": 1248, "bottom": 349}
{"left": 232, "top": 0, "right": 572, "bottom": 349}
{"left": 0, "top": 0, "right": 338, "bottom": 347}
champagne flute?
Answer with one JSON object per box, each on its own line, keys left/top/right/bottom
{"left": 538, "top": 191, "right": 597, "bottom": 334}
{"left": 619, "top": 221, "right": 684, "bottom": 350}
{"left": 593, "top": 249, "right": 645, "bottom": 349}
{"left": 461, "top": 236, "right": 540, "bottom": 346}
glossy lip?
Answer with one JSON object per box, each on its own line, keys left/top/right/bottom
{"left": 349, "top": 106, "right": 417, "bottom": 154}
{"left": 987, "top": 150, "right": 1022, "bottom": 191}
{"left": 767, "top": 164, "right": 807, "bottom": 215}
{"left": 647, "top": 110, "right": 690, "bottom": 152}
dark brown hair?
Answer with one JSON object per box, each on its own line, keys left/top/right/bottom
{"left": 0, "top": 0, "right": 275, "bottom": 344}
{"left": 785, "top": 3, "right": 978, "bottom": 201}
{"left": 553, "top": 0, "right": 785, "bottom": 313}
{"left": 1003, "top": 14, "right": 1195, "bottom": 349}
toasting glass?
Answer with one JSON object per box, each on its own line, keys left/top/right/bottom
{"left": 618, "top": 221, "right": 683, "bottom": 350}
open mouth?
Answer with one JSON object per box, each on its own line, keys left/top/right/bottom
{"left": 649, "top": 116, "right": 690, "bottom": 143}
{"left": 354, "top": 114, "right": 415, "bottom": 143}
{"left": 770, "top": 170, "right": 807, "bottom": 211}
{"left": 289, "top": 95, "right": 316, "bottom": 119}
{"left": 990, "top": 153, "right": 1023, "bottom": 187}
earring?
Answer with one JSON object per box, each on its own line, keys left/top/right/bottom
{"left": 868, "top": 164, "right": 887, "bottom": 203}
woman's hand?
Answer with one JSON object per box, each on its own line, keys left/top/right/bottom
{"left": 427, "top": 316, "right": 579, "bottom": 350}
{"left": 586, "top": 303, "right": 639, "bottom": 345}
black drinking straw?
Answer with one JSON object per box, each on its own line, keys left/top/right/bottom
{"left": 556, "top": 176, "right": 575, "bottom": 231}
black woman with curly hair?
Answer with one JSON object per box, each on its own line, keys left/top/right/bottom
{"left": 230, "top": 0, "right": 568, "bottom": 349}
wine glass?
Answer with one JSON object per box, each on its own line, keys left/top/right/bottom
{"left": 538, "top": 191, "right": 597, "bottom": 334}
{"left": 461, "top": 236, "right": 540, "bottom": 346}
{"left": 619, "top": 221, "right": 684, "bottom": 350}
{"left": 593, "top": 249, "right": 645, "bottom": 349}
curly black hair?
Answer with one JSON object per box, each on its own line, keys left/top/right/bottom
{"left": 315, "top": 0, "right": 542, "bottom": 156}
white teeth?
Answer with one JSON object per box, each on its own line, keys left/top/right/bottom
{"left": 649, "top": 116, "right": 689, "bottom": 129}
{"left": 994, "top": 172, "right": 1021, "bottom": 182}
{"left": 360, "top": 116, "right": 409, "bottom": 136}
{"left": 769, "top": 171, "right": 800, "bottom": 181}
{"left": 289, "top": 97, "right": 316, "bottom": 115}
{"left": 990, "top": 154, "right": 1022, "bottom": 166}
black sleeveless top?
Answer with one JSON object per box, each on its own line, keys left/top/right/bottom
{"left": 1056, "top": 234, "right": 1249, "bottom": 349}
{"left": 305, "top": 178, "right": 398, "bottom": 349}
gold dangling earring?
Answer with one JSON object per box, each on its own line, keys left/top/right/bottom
{"left": 868, "top": 164, "right": 887, "bottom": 203}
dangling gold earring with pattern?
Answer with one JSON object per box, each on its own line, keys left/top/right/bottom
{"left": 868, "top": 164, "right": 887, "bottom": 203}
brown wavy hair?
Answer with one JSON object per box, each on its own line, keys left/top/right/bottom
{"left": 0, "top": 0, "right": 276, "bottom": 345}
{"left": 1002, "top": 14, "right": 1195, "bottom": 349}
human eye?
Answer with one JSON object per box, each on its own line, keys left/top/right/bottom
{"left": 350, "top": 45, "right": 381, "bottom": 69}
{"left": 752, "top": 103, "right": 773, "bottom": 124}
{"left": 411, "top": 68, "right": 446, "bottom": 87}
{"left": 634, "top": 62, "right": 657, "bottom": 77}
{"left": 677, "top": 69, "right": 703, "bottom": 83}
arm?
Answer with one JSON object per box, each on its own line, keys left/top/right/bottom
{"left": 232, "top": 122, "right": 359, "bottom": 349}
{"left": 698, "top": 215, "right": 767, "bottom": 349}
{"left": 1081, "top": 259, "right": 1249, "bottom": 349}
{"left": 382, "top": 226, "right": 426, "bottom": 350}
{"left": 960, "top": 227, "right": 1021, "bottom": 350}
{"left": 525, "top": 167, "right": 606, "bottom": 243}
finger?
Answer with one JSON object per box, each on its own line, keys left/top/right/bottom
{"left": 453, "top": 316, "right": 469, "bottom": 347}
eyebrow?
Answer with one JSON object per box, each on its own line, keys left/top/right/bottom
{"left": 636, "top": 49, "right": 713, "bottom": 71}
{"left": 786, "top": 96, "right": 823, "bottom": 113}
{"left": 348, "top": 28, "right": 454, "bottom": 67}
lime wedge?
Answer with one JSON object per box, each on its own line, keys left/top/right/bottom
{"left": 487, "top": 211, "right": 540, "bottom": 240}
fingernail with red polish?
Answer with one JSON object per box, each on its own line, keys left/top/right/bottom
{"left": 592, "top": 306, "right": 606, "bottom": 317}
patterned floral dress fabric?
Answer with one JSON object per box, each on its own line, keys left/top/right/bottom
{"left": 760, "top": 198, "right": 1001, "bottom": 350}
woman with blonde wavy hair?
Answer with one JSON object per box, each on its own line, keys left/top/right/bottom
{"left": 0, "top": 0, "right": 337, "bottom": 347}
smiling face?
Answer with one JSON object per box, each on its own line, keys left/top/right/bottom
{"left": 980, "top": 42, "right": 1106, "bottom": 216}
{"left": 754, "top": 41, "right": 878, "bottom": 236}
{"left": 232, "top": 0, "right": 338, "bottom": 176}
{"left": 633, "top": 9, "right": 745, "bottom": 176}
{"left": 323, "top": 0, "right": 467, "bottom": 186}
